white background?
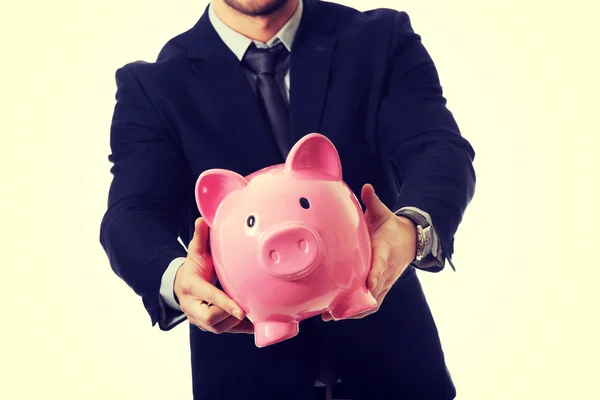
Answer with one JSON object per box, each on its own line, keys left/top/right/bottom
{"left": 2, "top": 0, "right": 599, "bottom": 399}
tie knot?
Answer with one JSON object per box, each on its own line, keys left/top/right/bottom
{"left": 243, "top": 42, "right": 289, "bottom": 75}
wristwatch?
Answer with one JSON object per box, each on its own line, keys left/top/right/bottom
{"left": 395, "top": 209, "right": 434, "bottom": 261}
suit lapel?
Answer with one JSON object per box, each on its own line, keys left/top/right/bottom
{"left": 191, "top": 58, "right": 283, "bottom": 169}
{"left": 186, "top": 8, "right": 283, "bottom": 171}
{"left": 288, "top": 0, "right": 337, "bottom": 146}
{"left": 183, "top": 0, "right": 337, "bottom": 168}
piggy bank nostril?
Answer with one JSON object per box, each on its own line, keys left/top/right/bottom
{"left": 269, "top": 250, "right": 280, "bottom": 263}
{"left": 259, "top": 225, "right": 322, "bottom": 280}
{"left": 298, "top": 239, "right": 307, "bottom": 252}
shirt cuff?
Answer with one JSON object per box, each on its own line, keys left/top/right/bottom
{"left": 394, "top": 206, "right": 444, "bottom": 269}
{"left": 157, "top": 257, "right": 187, "bottom": 330}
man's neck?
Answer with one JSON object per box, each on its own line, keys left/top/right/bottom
{"left": 211, "top": 0, "right": 299, "bottom": 43}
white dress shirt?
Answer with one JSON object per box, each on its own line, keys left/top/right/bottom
{"left": 158, "top": 0, "right": 443, "bottom": 329}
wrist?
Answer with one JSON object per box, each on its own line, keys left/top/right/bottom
{"left": 395, "top": 215, "right": 418, "bottom": 260}
{"left": 173, "top": 261, "right": 186, "bottom": 306}
{"left": 395, "top": 215, "right": 417, "bottom": 235}
{"left": 394, "top": 210, "right": 433, "bottom": 261}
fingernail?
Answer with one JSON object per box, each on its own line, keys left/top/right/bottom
{"left": 233, "top": 309, "right": 244, "bottom": 320}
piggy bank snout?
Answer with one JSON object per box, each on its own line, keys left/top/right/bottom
{"left": 258, "top": 224, "right": 321, "bottom": 280}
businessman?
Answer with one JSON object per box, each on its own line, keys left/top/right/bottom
{"left": 100, "top": 0, "right": 476, "bottom": 399}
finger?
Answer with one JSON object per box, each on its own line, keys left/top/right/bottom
{"left": 211, "top": 315, "right": 247, "bottom": 334}
{"left": 373, "top": 270, "right": 393, "bottom": 298}
{"left": 351, "top": 287, "right": 391, "bottom": 320}
{"left": 361, "top": 184, "right": 393, "bottom": 227}
{"left": 196, "top": 303, "right": 233, "bottom": 327}
{"left": 187, "top": 218, "right": 212, "bottom": 264}
{"left": 371, "top": 275, "right": 387, "bottom": 300}
{"left": 350, "top": 308, "right": 375, "bottom": 320}
{"left": 186, "top": 308, "right": 219, "bottom": 334}
{"left": 225, "top": 320, "right": 255, "bottom": 334}
{"left": 194, "top": 316, "right": 254, "bottom": 335}
{"left": 195, "top": 321, "right": 219, "bottom": 334}
{"left": 322, "top": 312, "right": 334, "bottom": 322}
{"left": 192, "top": 278, "right": 245, "bottom": 320}
{"left": 183, "top": 219, "right": 215, "bottom": 285}
{"left": 181, "top": 299, "right": 229, "bottom": 329}
{"left": 367, "top": 242, "right": 390, "bottom": 291}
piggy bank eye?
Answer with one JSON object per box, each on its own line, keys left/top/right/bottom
{"left": 246, "top": 215, "right": 256, "bottom": 228}
{"left": 299, "top": 197, "right": 310, "bottom": 209}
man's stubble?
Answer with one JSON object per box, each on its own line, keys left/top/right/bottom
{"left": 223, "top": 0, "right": 289, "bottom": 16}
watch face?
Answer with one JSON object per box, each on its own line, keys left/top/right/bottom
{"left": 421, "top": 225, "right": 434, "bottom": 258}
{"left": 416, "top": 225, "right": 425, "bottom": 260}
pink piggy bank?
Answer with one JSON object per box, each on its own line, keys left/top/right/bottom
{"left": 195, "top": 133, "right": 377, "bottom": 347}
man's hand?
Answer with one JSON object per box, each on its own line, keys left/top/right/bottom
{"left": 323, "top": 184, "right": 417, "bottom": 321}
{"left": 174, "top": 218, "right": 254, "bottom": 334}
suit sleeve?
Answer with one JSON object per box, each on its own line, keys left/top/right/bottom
{"left": 377, "top": 11, "right": 476, "bottom": 268}
{"left": 100, "top": 64, "right": 188, "bottom": 329}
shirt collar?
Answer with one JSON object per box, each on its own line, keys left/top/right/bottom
{"left": 208, "top": 0, "right": 303, "bottom": 61}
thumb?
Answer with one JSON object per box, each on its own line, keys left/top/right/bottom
{"left": 187, "top": 217, "right": 212, "bottom": 263}
{"left": 361, "top": 184, "right": 392, "bottom": 225}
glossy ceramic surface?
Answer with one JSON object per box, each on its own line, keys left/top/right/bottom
{"left": 195, "top": 133, "right": 377, "bottom": 347}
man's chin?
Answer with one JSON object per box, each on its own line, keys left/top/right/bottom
{"left": 224, "top": 0, "right": 289, "bottom": 17}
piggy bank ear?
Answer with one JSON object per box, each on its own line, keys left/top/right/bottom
{"left": 285, "top": 133, "right": 342, "bottom": 180}
{"left": 195, "top": 169, "right": 248, "bottom": 227}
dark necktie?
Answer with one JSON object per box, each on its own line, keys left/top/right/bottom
{"left": 242, "top": 42, "right": 290, "bottom": 157}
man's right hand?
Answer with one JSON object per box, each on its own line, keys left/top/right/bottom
{"left": 174, "top": 218, "right": 254, "bottom": 334}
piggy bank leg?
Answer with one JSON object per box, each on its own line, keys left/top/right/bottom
{"left": 330, "top": 287, "right": 378, "bottom": 320}
{"left": 254, "top": 321, "right": 300, "bottom": 348}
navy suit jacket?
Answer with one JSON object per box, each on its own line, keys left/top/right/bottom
{"left": 100, "top": 0, "right": 475, "bottom": 376}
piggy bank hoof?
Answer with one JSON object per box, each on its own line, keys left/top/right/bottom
{"left": 330, "top": 287, "right": 378, "bottom": 320}
{"left": 254, "top": 321, "right": 300, "bottom": 348}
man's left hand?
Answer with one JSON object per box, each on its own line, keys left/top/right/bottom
{"left": 323, "top": 183, "right": 417, "bottom": 321}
